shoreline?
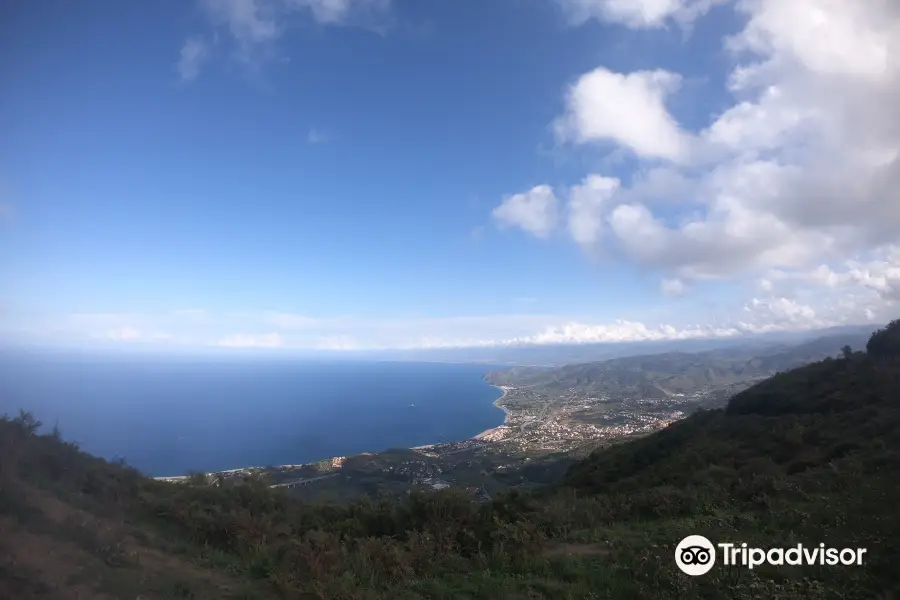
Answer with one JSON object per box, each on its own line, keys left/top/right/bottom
{"left": 472, "top": 384, "right": 512, "bottom": 440}
{"left": 410, "top": 383, "right": 511, "bottom": 449}
{"left": 157, "top": 379, "right": 513, "bottom": 480}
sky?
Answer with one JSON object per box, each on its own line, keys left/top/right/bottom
{"left": 1, "top": 0, "right": 898, "bottom": 352}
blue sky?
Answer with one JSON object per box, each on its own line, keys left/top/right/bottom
{"left": 1, "top": 0, "right": 898, "bottom": 351}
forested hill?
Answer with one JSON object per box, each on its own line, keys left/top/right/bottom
{"left": 1, "top": 321, "right": 899, "bottom": 599}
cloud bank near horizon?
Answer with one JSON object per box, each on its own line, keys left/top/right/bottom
{"left": 4, "top": 290, "right": 888, "bottom": 352}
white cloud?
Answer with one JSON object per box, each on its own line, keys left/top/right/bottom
{"left": 693, "top": 0, "right": 900, "bottom": 259}
{"left": 177, "top": 36, "right": 211, "bottom": 81}
{"left": 217, "top": 332, "right": 285, "bottom": 348}
{"left": 618, "top": 167, "right": 698, "bottom": 208}
{"left": 606, "top": 203, "right": 668, "bottom": 263}
{"left": 492, "top": 185, "right": 559, "bottom": 239}
{"left": 490, "top": 288, "right": 881, "bottom": 346}
{"left": 199, "top": 0, "right": 283, "bottom": 54}
{"left": 182, "top": 0, "right": 391, "bottom": 77}
{"left": 554, "top": 67, "right": 691, "bottom": 162}
{"left": 727, "top": 0, "right": 892, "bottom": 82}
{"left": 557, "top": 0, "right": 725, "bottom": 28}
{"left": 476, "top": 1, "right": 900, "bottom": 342}
{"left": 14, "top": 300, "right": 887, "bottom": 351}
{"left": 568, "top": 174, "right": 620, "bottom": 248}
{"left": 514, "top": 0, "right": 900, "bottom": 293}
{"left": 767, "top": 246, "right": 900, "bottom": 305}
{"left": 519, "top": 320, "right": 740, "bottom": 344}
{"left": 740, "top": 297, "right": 821, "bottom": 331}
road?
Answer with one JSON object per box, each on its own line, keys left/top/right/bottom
{"left": 270, "top": 473, "right": 339, "bottom": 489}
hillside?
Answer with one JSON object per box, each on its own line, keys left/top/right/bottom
{"left": 2, "top": 322, "right": 899, "bottom": 599}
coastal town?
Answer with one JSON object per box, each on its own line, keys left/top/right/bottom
{"left": 472, "top": 383, "right": 706, "bottom": 454}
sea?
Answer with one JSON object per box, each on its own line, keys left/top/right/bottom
{"left": 0, "top": 349, "right": 505, "bottom": 477}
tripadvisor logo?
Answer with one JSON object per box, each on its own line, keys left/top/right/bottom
{"left": 676, "top": 535, "right": 716, "bottom": 576}
{"left": 675, "top": 535, "right": 867, "bottom": 576}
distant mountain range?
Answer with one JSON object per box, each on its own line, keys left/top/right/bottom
{"left": 485, "top": 328, "right": 875, "bottom": 399}
{"left": 372, "top": 324, "right": 877, "bottom": 367}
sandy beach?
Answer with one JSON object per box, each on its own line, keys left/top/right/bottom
{"left": 472, "top": 385, "right": 512, "bottom": 440}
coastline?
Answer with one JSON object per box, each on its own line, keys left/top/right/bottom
{"left": 415, "top": 383, "right": 510, "bottom": 448}
{"left": 472, "top": 384, "right": 511, "bottom": 440}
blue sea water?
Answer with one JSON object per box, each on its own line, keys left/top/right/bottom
{"left": 0, "top": 350, "right": 505, "bottom": 477}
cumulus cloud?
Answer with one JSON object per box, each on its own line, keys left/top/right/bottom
{"left": 567, "top": 174, "right": 620, "bottom": 248}
{"left": 617, "top": 167, "right": 698, "bottom": 208}
{"left": 492, "top": 185, "right": 559, "bottom": 238}
{"left": 554, "top": 68, "right": 690, "bottom": 162}
{"left": 767, "top": 246, "right": 900, "bottom": 305}
{"left": 500, "top": 0, "right": 900, "bottom": 326}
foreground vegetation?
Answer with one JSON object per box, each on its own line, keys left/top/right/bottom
{"left": 2, "top": 321, "right": 899, "bottom": 599}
